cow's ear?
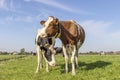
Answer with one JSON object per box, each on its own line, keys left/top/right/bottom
{"left": 40, "top": 20, "right": 45, "bottom": 26}
{"left": 55, "top": 18, "right": 59, "bottom": 25}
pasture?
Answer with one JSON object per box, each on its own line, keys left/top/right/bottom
{"left": 0, "top": 55, "right": 120, "bottom": 80}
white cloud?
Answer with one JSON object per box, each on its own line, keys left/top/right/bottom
{"left": 0, "top": 0, "right": 7, "bottom": 10}
{"left": 24, "top": 0, "right": 31, "bottom": 2}
{"left": 5, "top": 16, "right": 13, "bottom": 22}
{"left": 80, "top": 20, "right": 113, "bottom": 37}
{"left": 110, "top": 31, "right": 120, "bottom": 40}
{"left": 0, "top": 15, "right": 34, "bottom": 24}
{"left": 15, "top": 16, "right": 33, "bottom": 23}
{"left": 79, "top": 20, "right": 120, "bottom": 52}
{"left": 36, "top": 8, "right": 54, "bottom": 19}
{"left": 0, "top": 0, "right": 14, "bottom": 10}
{"left": 0, "top": 0, "right": 26, "bottom": 15}
{"left": 34, "top": 0, "right": 73, "bottom": 12}
{"left": 25, "top": 0, "right": 91, "bottom": 15}
{"left": 0, "top": 11, "right": 50, "bottom": 25}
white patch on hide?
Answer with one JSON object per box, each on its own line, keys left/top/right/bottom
{"left": 44, "top": 16, "right": 54, "bottom": 27}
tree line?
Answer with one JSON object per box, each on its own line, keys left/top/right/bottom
{"left": 0, "top": 48, "right": 36, "bottom": 55}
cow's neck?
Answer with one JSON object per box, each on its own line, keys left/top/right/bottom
{"left": 54, "top": 23, "right": 61, "bottom": 38}
{"left": 59, "top": 22, "right": 76, "bottom": 46}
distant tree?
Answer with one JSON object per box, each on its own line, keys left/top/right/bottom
{"left": 20, "top": 48, "right": 25, "bottom": 55}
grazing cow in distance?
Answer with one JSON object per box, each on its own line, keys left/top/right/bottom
{"left": 35, "top": 29, "right": 56, "bottom": 73}
{"left": 54, "top": 47, "right": 63, "bottom": 54}
{"left": 54, "top": 47, "right": 64, "bottom": 56}
{"left": 39, "top": 16, "right": 85, "bottom": 75}
{"left": 100, "top": 51, "right": 105, "bottom": 55}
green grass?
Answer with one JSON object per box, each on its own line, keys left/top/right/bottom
{"left": 0, "top": 55, "right": 19, "bottom": 59}
{"left": 0, "top": 55, "right": 25, "bottom": 61}
{"left": 0, "top": 55, "right": 120, "bottom": 80}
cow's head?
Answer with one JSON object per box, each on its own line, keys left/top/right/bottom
{"left": 42, "top": 48, "right": 56, "bottom": 66}
{"left": 40, "top": 16, "right": 59, "bottom": 38}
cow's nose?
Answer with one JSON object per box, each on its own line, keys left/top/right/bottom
{"left": 52, "top": 63, "right": 56, "bottom": 66}
{"left": 51, "top": 63, "right": 56, "bottom": 66}
{"left": 49, "top": 62, "right": 56, "bottom": 66}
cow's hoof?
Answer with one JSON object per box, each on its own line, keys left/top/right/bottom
{"left": 35, "top": 71, "right": 38, "bottom": 73}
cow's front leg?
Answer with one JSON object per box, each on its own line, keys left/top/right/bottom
{"left": 71, "top": 46, "right": 76, "bottom": 75}
{"left": 43, "top": 52, "right": 49, "bottom": 72}
{"left": 63, "top": 46, "right": 68, "bottom": 73}
{"left": 46, "top": 62, "right": 49, "bottom": 72}
{"left": 36, "top": 45, "right": 43, "bottom": 73}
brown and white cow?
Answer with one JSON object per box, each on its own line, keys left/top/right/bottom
{"left": 39, "top": 16, "right": 85, "bottom": 75}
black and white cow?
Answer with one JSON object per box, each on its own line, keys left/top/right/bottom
{"left": 35, "top": 29, "right": 56, "bottom": 73}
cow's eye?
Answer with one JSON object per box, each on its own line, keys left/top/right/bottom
{"left": 49, "top": 23, "right": 53, "bottom": 26}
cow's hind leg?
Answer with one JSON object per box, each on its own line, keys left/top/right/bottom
{"left": 75, "top": 50, "right": 79, "bottom": 68}
{"left": 71, "top": 46, "right": 77, "bottom": 75}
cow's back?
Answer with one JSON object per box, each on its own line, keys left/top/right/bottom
{"left": 59, "top": 21, "right": 85, "bottom": 47}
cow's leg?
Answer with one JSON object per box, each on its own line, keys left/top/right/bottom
{"left": 75, "top": 50, "right": 79, "bottom": 68}
{"left": 36, "top": 45, "right": 43, "bottom": 73}
{"left": 46, "top": 61, "right": 49, "bottom": 72}
{"left": 71, "top": 46, "right": 76, "bottom": 75}
{"left": 62, "top": 46, "right": 68, "bottom": 73}
{"left": 42, "top": 51, "right": 50, "bottom": 72}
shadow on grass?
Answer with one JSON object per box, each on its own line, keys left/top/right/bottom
{"left": 60, "top": 60, "right": 112, "bottom": 73}
{"left": 79, "top": 60, "right": 112, "bottom": 70}
{"left": 60, "top": 62, "right": 73, "bottom": 73}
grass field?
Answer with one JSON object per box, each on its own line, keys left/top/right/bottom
{"left": 0, "top": 55, "right": 120, "bottom": 80}
{"left": 0, "top": 55, "right": 26, "bottom": 62}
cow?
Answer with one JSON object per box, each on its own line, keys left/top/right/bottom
{"left": 39, "top": 16, "right": 85, "bottom": 75}
{"left": 54, "top": 47, "right": 64, "bottom": 57}
{"left": 54, "top": 47, "right": 63, "bottom": 54}
{"left": 35, "top": 29, "right": 56, "bottom": 73}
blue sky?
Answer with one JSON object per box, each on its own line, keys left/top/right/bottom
{"left": 0, "top": 0, "right": 120, "bottom": 52}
